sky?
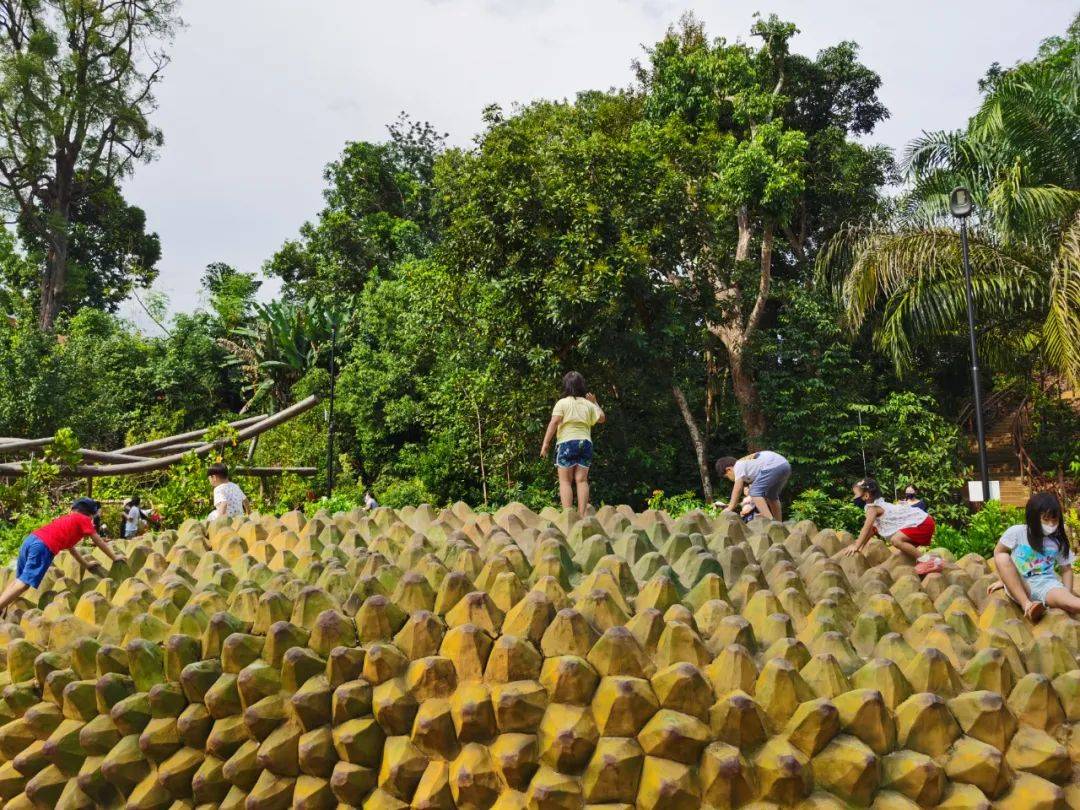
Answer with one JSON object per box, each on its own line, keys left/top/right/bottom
{"left": 119, "top": 0, "right": 1077, "bottom": 325}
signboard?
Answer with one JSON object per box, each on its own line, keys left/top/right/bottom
{"left": 967, "top": 480, "right": 1000, "bottom": 502}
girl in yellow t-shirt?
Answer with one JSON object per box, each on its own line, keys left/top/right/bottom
{"left": 540, "top": 371, "right": 605, "bottom": 513}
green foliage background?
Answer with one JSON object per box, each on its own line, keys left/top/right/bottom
{"left": 0, "top": 13, "right": 1076, "bottom": 563}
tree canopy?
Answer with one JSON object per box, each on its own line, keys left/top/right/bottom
{"left": 0, "top": 10, "right": 1076, "bottom": 529}
{"left": 0, "top": 0, "right": 179, "bottom": 328}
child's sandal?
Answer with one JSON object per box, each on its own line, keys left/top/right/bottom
{"left": 1025, "top": 601, "right": 1046, "bottom": 623}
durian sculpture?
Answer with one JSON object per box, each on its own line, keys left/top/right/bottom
{"left": 0, "top": 502, "right": 1077, "bottom": 809}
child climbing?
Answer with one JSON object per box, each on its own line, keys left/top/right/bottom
{"left": 716, "top": 450, "right": 791, "bottom": 521}
{"left": 987, "top": 491, "right": 1077, "bottom": 622}
{"left": 841, "top": 477, "right": 936, "bottom": 560}
{"left": 0, "top": 498, "right": 125, "bottom": 617}
{"left": 540, "top": 371, "right": 605, "bottom": 513}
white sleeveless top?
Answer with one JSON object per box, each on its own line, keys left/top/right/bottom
{"left": 868, "top": 497, "right": 928, "bottom": 537}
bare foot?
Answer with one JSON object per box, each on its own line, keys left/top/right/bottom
{"left": 1024, "top": 601, "right": 1046, "bottom": 623}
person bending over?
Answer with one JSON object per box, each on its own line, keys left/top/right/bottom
{"left": 0, "top": 498, "right": 125, "bottom": 617}
{"left": 716, "top": 450, "right": 791, "bottom": 521}
{"left": 841, "top": 477, "right": 936, "bottom": 560}
{"left": 540, "top": 371, "right": 605, "bottom": 513}
{"left": 987, "top": 491, "right": 1077, "bottom": 623}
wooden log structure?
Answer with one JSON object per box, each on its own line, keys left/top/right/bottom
{"left": 118, "top": 413, "right": 268, "bottom": 455}
{"left": 0, "top": 397, "right": 319, "bottom": 478}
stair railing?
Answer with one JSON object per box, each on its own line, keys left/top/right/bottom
{"left": 1011, "top": 396, "right": 1039, "bottom": 487}
{"left": 956, "top": 381, "right": 1022, "bottom": 434}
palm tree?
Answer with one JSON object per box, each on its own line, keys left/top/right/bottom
{"left": 819, "top": 30, "right": 1080, "bottom": 383}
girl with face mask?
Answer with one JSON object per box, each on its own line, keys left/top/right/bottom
{"left": 988, "top": 492, "right": 1076, "bottom": 622}
{"left": 840, "top": 477, "right": 936, "bottom": 562}
{"left": 899, "top": 485, "right": 928, "bottom": 513}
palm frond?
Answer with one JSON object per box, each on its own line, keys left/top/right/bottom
{"left": 873, "top": 261, "right": 1041, "bottom": 372}
{"left": 984, "top": 161, "right": 1080, "bottom": 243}
{"left": 1042, "top": 209, "right": 1080, "bottom": 384}
{"left": 822, "top": 225, "right": 1035, "bottom": 328}
{"left": 971, "top": 57, "right": 1080, "bottom": 188}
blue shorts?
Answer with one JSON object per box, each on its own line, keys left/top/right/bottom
{"left": 748, "top": 461, "right": 791, "bottom": 500}
{"left": 16, "top": 535, "right": 55, "bottom": 588}
{"left": 556, "top": 440, "right": 593, "bottom": 469}
{"left": 1026, "top": 574, "right": 1068, "bottom": 603}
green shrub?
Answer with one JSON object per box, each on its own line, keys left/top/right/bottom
{"left": 646, "top": 490, "right": 714, "bottom": 517}
{"left": 789, "top": 488, "right": 865, "bottom": 535}
{"left": 966, "top": 500, "right": 1024, "bottom": 556}
{"left": 376, "top": 477, "right": 438, "bottom": 509}
{"left": 931, "top": 500, "right": 1024, "bottom": 559}
{"left": 304, "top": 493, "right": 364, "bottom": 517}
{"left": 930, "top": 523, "right": 969, "bottom": 557}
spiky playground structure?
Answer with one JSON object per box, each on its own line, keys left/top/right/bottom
{"left": 0, "top": 503, "right": 1078, "bottom": 809}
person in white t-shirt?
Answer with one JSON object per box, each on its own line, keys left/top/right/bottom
{"left": 123, "top": 496, "right": 147, "bottom": 539}
{"left": 841, "top": 477, "right": 936, "bottom": 561}
{"left": 208, "top": 464, "right": 250, "bottom": 519}
{"left": 986, "top": 492, "right": 1077, "bottom": 623}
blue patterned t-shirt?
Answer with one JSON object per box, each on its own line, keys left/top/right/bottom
{"left": 999, "top": 524, "right": 1074, "bottom": 579}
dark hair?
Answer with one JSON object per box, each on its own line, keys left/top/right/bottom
{"left": 1026, "top": 491, "right": 1065, "bottom": 553}
{"left": 129, "top": 496, "right": 141, "bottom": 507}
{"left": 71, "top": 497, "right": 100, "bottom": 516}
{"left": 208, "top": 464, "right": 229, "bottom": 480}
{"left": 854, "top": 478, "right": 882, "bottom": 501}
{"left": 903, "top": 485, "right": 919, "bottom": 496}
{"left": 561, "top": 371, "right": 587, "bottom": 398}
{"left": 715, "top": 456, "right": 738, "bottom": 476}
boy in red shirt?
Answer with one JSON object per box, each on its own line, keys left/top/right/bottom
{"left": 0, "top": 498, "right": 125, "bottom": 617}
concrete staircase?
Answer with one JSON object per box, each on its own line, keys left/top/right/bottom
{"left": 968, "top": 388, "right": 1075, "bottom": 508}
{"left": 975, "top": 417, "right": 1030, "bottom": 507}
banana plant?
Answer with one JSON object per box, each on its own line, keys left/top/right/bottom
{"left": 222, "top": 296, "right": 355, "bottom": 412}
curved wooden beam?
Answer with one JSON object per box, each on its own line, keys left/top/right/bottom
{"left": 119, "top": 413, "right": 268, "bottom": 454}
{"left": 0, "top": 438, "right": 53, "bottom": 455}
{"left": 75, "top": 395, "right": 320, "bottom": 476}
{"left": 0, "top": 397, "right": 319, "bottom": 478}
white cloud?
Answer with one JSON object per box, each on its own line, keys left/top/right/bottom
{"left": 118, "top": 0, "right": 1077, "bottom": 326}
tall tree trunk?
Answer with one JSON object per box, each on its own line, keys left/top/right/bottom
{"left": 672, "top": 384, "right": 713, "bottom": 501}
{"left": 708, "top": 221, "right": 774, "bottom": 447}
{"left": 473, "top": 399, "right": 488, "bottom": 506}
{"left": 38, "top": 189, "right": 73, "bottom": 331}
{"left": 39, "top": 227, "right": 69, "bottom": 331}
{"left": 729, "top": 349, "right": 766, "bottom": 448}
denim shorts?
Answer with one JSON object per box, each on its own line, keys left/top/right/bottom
{"left": 1026, "top": 574, "right": 1068, "bottom": 603}
{"left": 556, "top": 440, "right": 593, "bottom": 469}
{"left": 748, "top": 461, "right": 791, "bottom": 499}
{"left": 16, "top": 535, "right": 55, "bottom": 588}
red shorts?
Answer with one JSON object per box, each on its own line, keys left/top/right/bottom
{"left": 897, "top": 515, "right": 935, "bottom": 546}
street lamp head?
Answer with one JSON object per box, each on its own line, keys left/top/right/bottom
{"left": 950, "top": 186, "right": 973, "bottom": 218}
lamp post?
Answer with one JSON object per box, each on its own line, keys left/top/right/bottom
{"left": 950, "top": 186, "right": 992, "bottom": 502}
{"left": 326, "top": 318, "right": 337, "bottom": 497}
